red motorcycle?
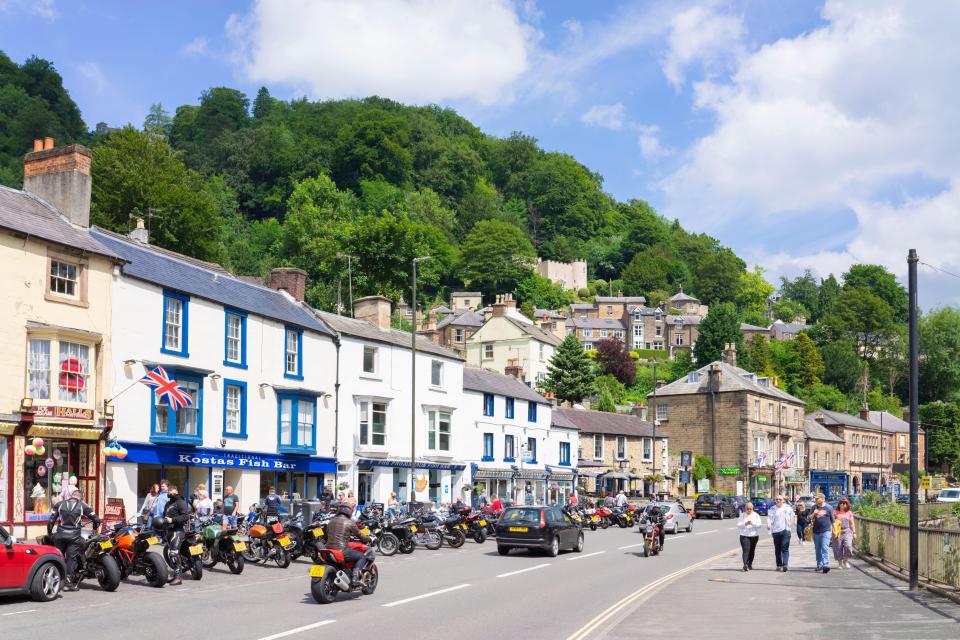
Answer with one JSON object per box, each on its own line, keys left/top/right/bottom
{"left": 309, "top": 541, "right": 378, "bottom": 604}
{"left": 641, "top": 519, "right": 661, "bottom": 557}
{"left": 594, "top": 506, "right": 613, "bottom": 530}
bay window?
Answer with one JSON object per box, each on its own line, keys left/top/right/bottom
{"left": 278, "top": 393, "right": 315, "bottom": 453}
{"left": 27, "top": 337, "right": 95, "bottom": 406}
{"left": 151, "top": 372, "right": 202, "bottom": 444}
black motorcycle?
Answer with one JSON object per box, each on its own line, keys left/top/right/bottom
{"left": 437, "top": 511, "right": 466, "bottom": 548}
{"left": 40, "top": 525, "right": 122, "bottom": 591}
{"left": 159, "top": 517, "right": 204, "bottom": 580}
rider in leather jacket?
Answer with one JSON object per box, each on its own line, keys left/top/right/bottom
{"left": 154, "top": 485, "right": 191, "bottom": 584}
{"left": 324, "top": 503, "right": 370, "bottom": 586}
{"left": 641, "top": 503, "right": 666, "bottom": 551}
{"left": 48, "top": 489, "right": 99, "bottom": 591}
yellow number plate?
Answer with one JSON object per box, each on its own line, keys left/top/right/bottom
{"left": 233, "top": 541, "right": 247, "bottom": 552}
{"left": 459, "top": 524, "right": 467, "bottom": 530}
{"left": 146, "top": 536, "right": 160, "bottom": 545}
{"left": 409, "top": 525, "right": 418, "bottom": 532}
{"left": 478, "top": 519, "right": 487, "bottom": 526}
{"left": 360, "top": 527, "right": 370, "bottom": 536}
{"left": 311, "top": 528, "right": 325, "bottom": 538}
{"left": 508, "top": 526, "right": 528, "bottom": 533}
{"left": 591, "top": 516, "right": 599, "bottom": 522}
{"left": 309, "top": 565, "right": 326, "bottom": 578}
{"left": 99, "top": 540, "right": 113, "bottom": 550}
{"left": 278, "top": 535, "right": 291, "bottom": 547}
{"left": 189, "top": 544, "right": 204, "bottom": 556}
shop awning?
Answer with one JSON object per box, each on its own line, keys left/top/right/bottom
{"left": 628, "top": 474, "right": 643, "bottom": 480}
{"left": 597, "top": 471, "right": 629, "bottom": 481}
{"left": 355, "top": 458, "right": 466, "bottom": 471}
{"left": 0, "top": 422, "right": 16, "bottom": 436}
{"left": 546, "top": 467, "right": 575, "bottom": 481}
{"left": 515, "top": 470, "right": 548, "bottom": 480}
{"left": 28, "top": 424, "right": 104, "bottom": 440}
{"left": 575, "top": 469, "right": 598, "bottom": 478}
{"left": 473, "top": 469, "right": 513, "bottom": 480}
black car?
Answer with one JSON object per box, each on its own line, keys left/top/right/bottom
{"left": 495, "top": 506, "right": 584, "bottom": 557}
{"left": 694, "top": 494, "right": 737, "bottom": 519}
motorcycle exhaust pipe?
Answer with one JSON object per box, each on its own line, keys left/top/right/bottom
{"left": 333, "top": 570, "right": 351, "bottom": 591}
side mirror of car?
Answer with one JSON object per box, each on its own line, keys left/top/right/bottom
{"left": 4, "top": 536, "right": 14, "bottom": 549}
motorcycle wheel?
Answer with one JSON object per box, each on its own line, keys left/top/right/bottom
{"left": 143, "top": 552, "right": 168, "bottom": 587}
{"left": 360, "top": 564, "right": 379, "bottom": 595}
{"left": 190, "top": 556, "right": 203, "bottom": 580}
{"left": 201, "top": 545, "right": 217, "bottom": 569}
{"left": 643, "top": 539, "right": 652, "bottom": 558}
{"left": 423, "top": 532, "right": 442, "bottom": 551}
{"left": 226, "top": 551, "right": 245, "bottom": 574}
{"left": 618, "top": 519, "right": 629, "bottom": 529}
{"left": 590, "top": 522, "right": 597, "bottom": 531}
{"left": 378, "top": 532, "right": 399, "bottom": 557}
{"left": 274, "top": 548, "right": 291, "bottom": 568}
{"left": 95, "top": 554, "right": 122, "bottom": 591}
{"left": 242, "top": 539, "right": 263, "bottom": 563}
{"left": 473, "top": 528, "right": 487, "bottom": 544}
{"left": 288, "top": 531, "right": 303, "bottom": 562}
{"left": 311, "top": 572, "right": 339, "bottom": 604}
{"left": 445, "top": 528, "right": 465, "bottom": 549}
{"left": 601, "top": 519, "right": 609, "bottom": 530}
{"left": 399, "top": 538, "right": 415, "bottom": 554}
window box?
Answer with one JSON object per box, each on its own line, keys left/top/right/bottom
{"left": 277, "top": 392, "right": 316, "bottom": 454}
{"left": 223, "top": 309, "right": 247, "bottom": 369}
{"left": 161, "top": 290, "right": 190, "bottom": 357}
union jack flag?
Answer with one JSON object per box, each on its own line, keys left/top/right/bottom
{"left": 775, "top": 451, "right": 796, "bottom": 473}
{"left": 139, "top": 366, "right": 192, "bottom": 411}
{"left": 756, "top": 451, "right": 767, "bottom": 467}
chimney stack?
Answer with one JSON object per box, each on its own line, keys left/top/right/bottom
{"left": 722, "top": 342, "right": 737, "bottom": 367}
{"left": 353, "top": 295, "right": 392, "bottom": 331}
{"left": 492, "top": 294, "right": 508, "bottom": 317}
{"left": 23, "top": 138, "right": 93, "bottom": 227}
{"left": 502, "top": 292, "right": 517, "bottom": 310}
{"left": 129, "top": 217, "right": 149, "bottom": 244}
{"left": 655, "top": 379, "right": 667, "bottom": 389}
{"left": 268, "top": 267, "right": 307, "bottom": 302}
{"left": 859, "top": 405, "right": 871, "bottom": 422}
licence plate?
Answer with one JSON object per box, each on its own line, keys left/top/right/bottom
{"left": 311, "top": 528, "right": 324, "bottom": 538}
{"left": 409, "top": 525, "right": 417, "bottom": 532}
{"left": 360, "top": 527, "right": 370, "bottom": 536}
{"left": 478, "top": 519, "right": 487, "bottom": 526}
{"left": 459, "top": 524, "right": 467, "bottom": 530}
{"left": 591, "top": 516, "right": 599, "bottom": 522}
{"left": 146, "top": 536, "right": 160, "bottom": 545}
{"left": 278, "top": 535, "right": 291, "bottom": 547}
{"left": 309, "top": 565, "right": 326, "bottom": 578}
{"left": 99, "top": 540, "right": 113, "bottom": 550}
{"left": 233, "top": 541, "right": 247, "bottom": 552}
{"left": 189, "top": 544, "right": 204, "bottom": 556}
{"left": 508, "top": 527, "right": 528, "bottom": 533}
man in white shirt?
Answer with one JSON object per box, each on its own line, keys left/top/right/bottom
{"left": 615, "top": 490, "right": 628, "bottom": 509}
{"left": 766, "top": 495, "right": 796, "bottom": 572}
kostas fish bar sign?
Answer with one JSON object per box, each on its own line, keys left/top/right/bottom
{"left": 117, "top": 442, "right": 336, "bottom": 473}
{"left": 177, "top": 451, "right": 295, "bottom": 469}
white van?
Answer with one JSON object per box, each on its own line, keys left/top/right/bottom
{"left": 936, "top": 488, "right": 960, "bottom": 503}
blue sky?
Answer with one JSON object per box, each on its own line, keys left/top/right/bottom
{"left": 2, "top": 0, "right": 958, "bottom": 307}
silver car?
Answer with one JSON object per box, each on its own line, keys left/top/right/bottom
{"left": 661, "top": 501, "right": 693, "bottom": 533}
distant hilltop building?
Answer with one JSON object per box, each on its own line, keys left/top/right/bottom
{"left": 537, "top": 258, "right": 587, "bottom": 292}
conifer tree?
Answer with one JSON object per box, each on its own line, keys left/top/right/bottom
{"left": 544, "top": 334, "right": 595, "bottom": 405}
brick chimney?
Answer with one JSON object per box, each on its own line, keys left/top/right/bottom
{"left": 269, "top": 267, "right": 307, "bottom": 302}
{"left": 353, "top": 295, "right": 392, "bottom": 331}
{"left": 722, "top": 342, "right": 737, "bottom": 367}
{"left": 655, "top": 379, "right": 667, "bottom": 389}
{"left": 492, "top": 294, "right": 508, "bottom": 317}
{"left": 502, "top": 293, "right": 517, "bottom": 310}
{"left": 23, "top": 138, "right": 92, "bottom": 227}
{"left": 129, "top": 217, "right": 149, "bottom": 244}
{"left": 859, "top": 405, "right": 871, "bottom": 422}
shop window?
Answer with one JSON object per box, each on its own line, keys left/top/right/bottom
{"left": 483, "top": 433, "right": 494, "bottom": 461}
{"left": 528, "top": 401, "right": 537, "bottom": 423}
{"left": 27, "top": 338, "right": 95, "bottom": 405}
{"left": 151, "top": 372, "right": 202, "bottom": 444}
{"left": 223, "top": 380, "right": 247, "bottom": 438}
{"left": 278, "top": 393, "right": 315, "bottom": 453}
{"left": 24, "top": 441, "right": 97, "bottom": 521}
{"left": 428, "top": 410, "right": 451, "bottom": 451}
{"left": 505, "top": 398, "right": 514, "bottom": 419}
{"left": 284, "top": 327, "right": 303, "bottom": 380}
{"left": 559, "top": 442, "right": 571, "bottom": 466}
{"left": 161, "top": 290, "right": 189, "bottom": 357}
{"left": 223, "top": 309, "right": 247, "bottom": 369}
{"left": 359, "top": 400, "right": 387, "bottom": 446}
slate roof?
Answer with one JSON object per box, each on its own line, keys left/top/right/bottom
{"left": 570, "top": 317, "right": 626, "bottom": 330}
{"left": 314, "top": 309, "right": 462, "bottom": 360}
{"left": 865, "top": 411, "right": 920, "bottom": 434}
{"left": 534, "top": 309, "right": 565, "bottom": 319}
{"left": 451, "top": 291, "right": 481, "bottom": 297}
{"left": 804, "top": 418, "right": 844, "bottom": 442}
{"left": 550, "top": 410, "right": 580, "bottom": 430}
{"left": 90, "top": 228, "right": 334, "bottom": 337}
{"left": 570, "top": 303, "right": 594, "bottom": 310}
{"left": 740, "top": 322, "right": 769, "bottom": 331}
{"left": 462, "top": 367, "right": 548, "bottom": 404}
{"left": 771, "top": 321, "right": 805, "bottom": 335}
{"left": 503, "top": 316, "right": 562, "bottom": 346}
{"left": 650, "top": 361, "right": 805, "bottom": 404}
{"left": 596, "top": 296, "right": 647, "bottom": 304}
{"left": 0, "top": 185, "right": 121, "bottom": 260}
{"left": 669, "top": 289, "right": 699, "bottom": 303}
{"left": 670, "top": 315, "right": 701, "bottom": 326}
{"left": 629, "top": 306, "right": 663, "bottom": 316}
{"left": 431, "top": 305, "right": 452, "bottom": 314}
{"left": 807, "top": 409, "right": 894, "bottom": 433}
{"left": 554, "top": 407, "right": 658, "bottom": 437}
{"left": 436, "top": 309, "right": 484, "bottom": 329}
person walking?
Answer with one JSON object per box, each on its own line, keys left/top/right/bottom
{"left": 139, "top": 483, "right": 160, "bottom": 527}
{"left": 810, "top": 493, "right": 835, "bottom": 573}
{"left": 766, "top": 495, "right": 795, "bottom": 572}
{"left": 832, "top": 498, "right": 857, "bottom": 569}
{"left": 222, "top": 485, "right": 239, "bottom": 526}
{"left": 737, "top": 501, "right": 762, "bottom": 571}
{"left": 795, "top": 501, "right": 809, "bottom": 545}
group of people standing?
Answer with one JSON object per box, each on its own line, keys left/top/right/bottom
{"left": 736, "top": 493, "right": 858, "bottom": 573}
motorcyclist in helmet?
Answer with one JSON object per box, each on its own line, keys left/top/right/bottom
{"left": 48, "top": 488, "right": 99, "bottom": 591}
{"left": 641, "top": 502, "right": 666, "bottom": 551}
{"left": 323, "top": 502, "right": 370, "bottom": 587}
{"left": 152, "top": 484, "right": 191, "bottom": 585}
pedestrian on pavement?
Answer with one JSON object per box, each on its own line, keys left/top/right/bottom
{"left": 569, "top": 493, "right": 579, "bottom": 507}
{"left": 832, "top": 498, "right": 857, "bottom": 569}
{"left": 489, "top": 494, "right": 503, "bottom": 512}
{"left": 264, "top": 485, "right": 283, "bottom": 516}
{"left": 139, "top": 483, "right": 160, "bottom": 527}
{"left": 737, "top": 501, "right": 762, "bottom": 571}
{"left": 387, "top": 491, "right": 399, "bottom": 517}
{"left": 222, "top": 485, "right": 240, "bottom": 527}
{"left": 795, "top": 501, "right": 809, "bottom": 545}
{"left": 319, "top": 484, "right": 334, "bottom": 505}
{"left": 766, "top": 495, "right": 795, "bottom": 572}
{"left": 810, "top": 493, "right": 835, "bottom": 573}
{"left": 345, "top": 490, "right": 358, "bottom": 511}
{"left": 615, "top": 490, "right": 628, "bottom": 509}
{"left": 191, "top": 483, "right": 207, "bottom": 505}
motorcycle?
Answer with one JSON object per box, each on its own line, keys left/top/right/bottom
{"left": 356, "top": 513, "right": 400, "bottom": 557}
{"left": 612, "top": 507, "right": 635, "bottom": 528}
{"left": 437, "top": 511, "right": 466, "bottom": 548}
{"left": 40, "top": 525, "right": 122, "bottom": 591}
{"left": 594, "top": 506, "right": 613, "bottom": 529}
{"left": 641, "top": 519, "right": 662, "bottom": 557}
{"left": 160, "top": 517, "right": 204, "bottom": 580}
{"left": 199, "top": 516, "right": 246, "bottom": 574}
{"left": 280, "top": 512, "right": 307, "bottom": 562}
{"left": 309, "top": 542, "right": 378, "bottom": 604}
{"left": 457, "top": 507, "right": 489, "bottom": 543}
{"left": 108, "top": 521, "right": 168, "bottom": 587}
{"left": 411, "top": 512, "right": 443, "bottom": 550}
{"left": 242, "top": 518, "right": 293, "bottom": 567}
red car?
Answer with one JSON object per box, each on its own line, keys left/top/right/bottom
{"left": 0, "top": 525, "right": 65, "bottom": 601}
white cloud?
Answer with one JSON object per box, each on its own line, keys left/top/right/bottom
{"left": 581, "top": 103, "right": 669, "bottom": 160}
{"left": 660, "top": 0, "right": 960, "bottom": 300}
{"left": 636, "top": 125, "right": 666, "bottom": 160}
{"left": 580, "top": 102, "right": 627, "bottom": 130}
{"left": 0, "top": 0, "right": 57, "bottom": 19}
{"left": 660, "top": 4, "right": 743, "bottom": 89}
{"left": 226, "top": 0, "right": 534, "bottom": 106}
{"left": 75, "top": 62, "right": 107, "bottom": 94}
{"left": 562, "top": 19, "right": 582, "bottom": 39}
{"left": 181, "top": 36, "right": 208, "bottom": 57}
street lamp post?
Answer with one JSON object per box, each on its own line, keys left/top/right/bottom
{"left": 336, "top": 253, "right": 358, "bottom": 316}
{"left": 651, "top": 362, "right": 658, "bottom": 499}
{"left": 410, "top": 256, "right": 431, "bottom": 505}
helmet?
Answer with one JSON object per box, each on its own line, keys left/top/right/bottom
{"left": 337, "top": 502, "right": 353, "bottom": 517}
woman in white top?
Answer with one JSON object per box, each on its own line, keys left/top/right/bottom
{"left": 737, "top": 501, "right": 762, "bottom": 571}
{"left": 193, "top": 489, "right": 214, "bottom": 517}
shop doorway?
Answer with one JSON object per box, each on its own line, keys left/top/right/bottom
{"left": 428, "top": 470, "right": 440, "bottom": 506}
{"left": 392, "top": 468, "right": 408, "bottom": 503}
{"left": 357, "top": 470, "right": 373, "bottom": 505}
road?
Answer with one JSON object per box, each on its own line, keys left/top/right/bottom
{"left": 0, "top": 517, "right": 741, "bottom": 640}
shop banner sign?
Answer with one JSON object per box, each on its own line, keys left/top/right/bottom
{"left": 718, "top": 467, "right": 741, "bottom": 476}
{"left": 680, "top": 451, "right": 692, "bottom": 467}
{"left": 33, "top": 406, "right": 94, "bottom": 421}
{"left": 119, "top": 442, "right": 336, "bottom": 473}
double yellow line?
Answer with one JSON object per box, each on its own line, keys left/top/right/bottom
{"left": 567, "top": 547, "right": 738, "bottom": 640}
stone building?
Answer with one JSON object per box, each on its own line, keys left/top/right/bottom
{"left": 536, "top": 258, "right": 587, "bottom": 291}
{"left": 808, "top": 409, "right": 894, "bottom": 495}
{"left": 865, "top": 410, "right": 925, "bottom": 475}
{"left": 804, "top": 418, "right": 847, "bottom": 498}
{"left": 450, "top": 291, "right": 482, "bottom": 312}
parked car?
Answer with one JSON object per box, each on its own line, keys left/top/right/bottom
{"left": 750, "top": 497, "right": 773, "bottom": 515}
{"left": 795, "top": 495, "right": 817, "bottom": 511}
{"left": 495, "top": 506, "right": 584, "bottom": 557}
{"left": 660, "top": 501, "right": 693, "bottom": 533}
{"left": 729, "top": 495, "right": 748, "bottom": 512}
{"left": 693, "top": 494, "right": 737, "bottom": 519}
{"left": 0, "top": 525, "right": 65, "bottom": 602}
{"left": 936, "top": 488, "right": 960, "bottom": 503}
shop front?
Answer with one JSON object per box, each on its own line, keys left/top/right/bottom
{"left": 472, "top": 468, "right": 512, "bottom": 506}
{"left": 783, "top": 474, "right": 807, "bottom": 498}
{"left": 748, "top": 467, "right": 773, "bottom": 497}
{"left": 108, "top": 442, "right": 336, "bottom": 518}
{"left": 514, "top": 469, "right": 547, "bottom": 505}
{"left": 546, "top": 467, "right": 575, "bottom": 505}
{"left": 597, "top": 471, "right": 629, "bottom": 495}
{"left": 810, "top": 471, "right": 848, "bottom": 499}
{"left": 861, "top": 472, "right": 880, "bottom": 493}
{"left": 354, "top": 458, "right": 467, "bottom": 507}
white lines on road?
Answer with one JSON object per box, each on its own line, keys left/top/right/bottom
{"left": 2, "top": 609, "right": 36, "bottom": 616}
{"left": 496, "top": 563, "right": 551, "bottom": 578}
{"left": 382, "top": 583, "right": 471, "bottom": 607}
{"left": 568, "top": 551, "right": 605, "bottom": 561}
{"left": 728, "top": 527, "right": 738, "bottom": 530}
{"left": 695, "top": 530, "right": 717, "bottom": 535}
{"left": 618, "top": 542, "right": 645, "bottom": 550}
{"left": 255, "top": 620, "right": 336, "bottom": 640}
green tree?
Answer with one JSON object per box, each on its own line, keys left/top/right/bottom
{"left": 793, "top": 333, "right": 825, "bottom": 388}
{"left": 779, "top": 270, "right": 820, "bottom": 320}
{"left": 820, "top": 287, "right": 896, "bottom": 362}
{"left": 919, "top": 307, "right": 960, "bottom": 403}
{"left": 515, "top": 272, "right": 573, "bottom": 310}
{"left": 668, "top": 350, "right": 697, "bottom": 381}
{"left": 195, "top": 87, "right": 250, "bottom": 145}
{"left": 460, "top": 220, "right": 536, "bottom": 297}
{"left": 519, "top": 300, "right": 535, "bottom": 321}
{"left": 331, "top": 108, "right": 412, "bottom": 190}
{"left": 843, "top": 264, "right": 908, "bottom": 322}
{"left": 817, "top": 274, "right": 841, "bottom": 321}
{"left": 772, "top": 298, "right": 808, "bottom": 323}
{"left": 820, "top": 338, "right": 862, "bottom": 394}
{"left": 918, "top": 401, "right": 960, "bottom": 474}
{"left": 544, "top": 334, "right": 596, "bottom": 405}
{"left": 595, "top": 374, "right": 628, "bottom": 404}
{"left": 797, "top": 383, "right": 856, "bottom": 413}
{"left": 143, "top": 103, "right": 172, "bottom": 138}
{"left": 748, "top": 333, "right": 772, "bottom": 374}
{"left": 693, "top": 302, "right": 744, "bottom": 365}
{"left": 693, "top": 248, "right": 745, "bottom": 305}
{"left": 594, "top": 386, "right": 617, "bottom": 412}
{"left": 735, "top": 266, "right": 775, "bottom": 321}
{"left": 693, "top": 455, "right": 715, "bottom": 482}
{"left": 252, "top": 86, "right": 276, "bottom": 120}
{"left": 621, "top": 247, "right": 687, "bottom": 297}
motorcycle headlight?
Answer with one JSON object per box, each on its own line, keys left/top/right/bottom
{"left": 646, "top": 524, "right": 654, "bottom": 532}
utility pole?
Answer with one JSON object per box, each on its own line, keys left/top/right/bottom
{"left": 908, "top": 249, "right": 919, "bottom": 591}
{"left": 651, "top": 362, "right": 658, "bottom": 499}
{"left": 337, "top": 253, "right": 358, "bottom": 316}
{"left": 410, "top": 256, "right": 431, "bottom": 505}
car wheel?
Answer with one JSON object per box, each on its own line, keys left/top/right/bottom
{"left": 547, "top": 536, "right": 560, "bottom": 557}
{"left": 30, "top": 562, "right": 62, "bottom": 602}
{"left": 497, "top": 545, "right": 510, "bottom": 556}
{"left": 574, "top": 532, "right": 584, "bottom": 553}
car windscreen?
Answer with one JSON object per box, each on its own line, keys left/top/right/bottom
{"left": 941, "top": 490, "right": 960, "bottom": 498}
{"left": 695, "top": 495, "right": 718, "bottom": 503}
{"left": 501, "top": 508, "right": 541, "bottom": 524}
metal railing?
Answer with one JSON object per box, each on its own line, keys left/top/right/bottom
{"left": 856, "top": 515, "right": 960, "bottom": 589}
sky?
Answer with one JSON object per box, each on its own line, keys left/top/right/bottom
{"left": 1, "top": 0, "right": 958, "bottom": 308}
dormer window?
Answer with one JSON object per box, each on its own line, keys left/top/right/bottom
{"left": 687, "top": 372, "right": 701, "bottom": 383}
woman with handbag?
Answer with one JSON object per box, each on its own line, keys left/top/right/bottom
{"left": 831, "top": 498, "right": 857, "bottom": 568}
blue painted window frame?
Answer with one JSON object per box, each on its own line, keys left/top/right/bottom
{"left": 222, "top": 379, "right": 247, "bottom": 439}
{"left": 527, "top": 437, "right": 537, "bottom": 464}
{"left": 160, "top": 290, "right": 190, "bottom": 357}
{"left": 528, "top": 401, "right": 537, "bottom": 423}
{"left": 283, "top": 326, "right": 304, "bottom": 380}
{"left": 504, "top": 434, "right": 516, "bottom": 462}
{"left": 559, "top": 442, "right": 571, "bottom": 466}
{"left": 223, "top": 308, "right": 248, "bottom": 369}
{"left": 276, "top": 391, "right": 317, "bottom": 454}
{"left": 149, "top": 369, "right": 203, "bottom": 445}
{"left": 505, "top": 397, "right": 514, "bottom": 419}
{"left": 482, "top": 433, "right": 494, "bottom": 461}
{"left": 483, "top": 393, "right": 494, "bottom": 417}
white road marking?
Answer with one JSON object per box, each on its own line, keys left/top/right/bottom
{"left": 727, "top": 527, "right": 737, "bottom": 530}
{"left": 618, "top": 543, "right": 645, "bottom": 550}
{"left": 695, "top": 530, "right": 717, "bottom": 535}
{"left": 568, "top": 551, "right": 605, "bottom": 561}
{"left": 2, "top": 609, "right": 37, "bottom": 616}
{"left": 496, "top": 563, "right": 551, "bottom": 578}
{"left": 382, "top": 583, "right": 471, "bottom": 607}
{"left": 254, "top": 620, "right": 336, "bottom": 640}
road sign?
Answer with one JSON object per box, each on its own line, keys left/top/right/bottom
{"left": 680, "top": 451, "right": 692, "bottom": 467}
{"left": 921, "top": 476, "right": 931, "bottom": 489}
{"left": 697, "top": 478, "right": 710, "bottom": 493}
